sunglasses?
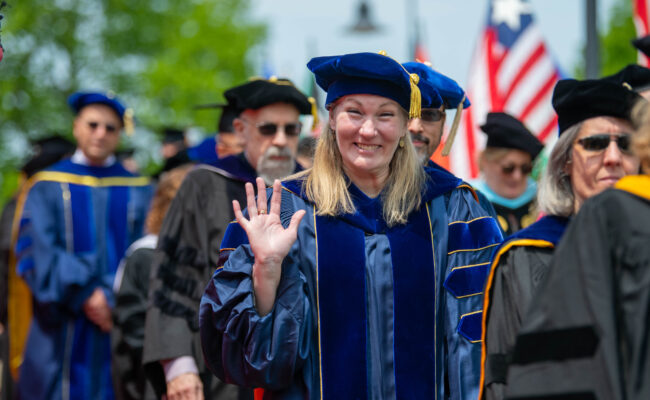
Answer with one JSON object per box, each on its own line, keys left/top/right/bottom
{"left": 576, "top": 134, "right": 632, "bottom": 154}
{"left": 87, "top": 121, "right": 118, "bottom": 134}
{"left": 420, "top": 108, "right": 445, "bottom": 123}
{"left": 255, "top": 122, "right": 303, "bottom": 137}
{"left": 501, "top": 163, "right": 533, "bottom": 175}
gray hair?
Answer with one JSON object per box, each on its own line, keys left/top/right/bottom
{"left": 537, "top": 122, "right": 582, "bottom": 217}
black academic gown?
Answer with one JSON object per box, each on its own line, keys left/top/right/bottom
{"left": 143, "top": 154, "right": 300, "bottom": 399}
{"left": 505, "top": 175, "right": 650, "bottom": 400}
{"left": 112, "top": 242, "right": 159, "bottom": 400}
{"left": 479, "top": 215, "right": 569, "bottom": 400}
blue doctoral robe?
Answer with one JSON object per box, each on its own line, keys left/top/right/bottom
{"left": 200, "top": 167, "right": 503, "bottom": 400}
{"left": 13, "top": 159, "right": 153, "bottom": 400}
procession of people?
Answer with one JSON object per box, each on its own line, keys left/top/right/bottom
{"left": 3, "top": 3, "right": 650, "bottom": 400}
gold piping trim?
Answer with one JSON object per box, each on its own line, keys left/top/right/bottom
{"left": 450, "top": 261, "right": 490, "bottom": 271}
{"left": 447, "top": 242, "right": 499, "bottom": 255}
{"left": 30, "top": 171, "right": 150, "bottom": 187}
{"left": 456, "top": 183, "right": 479, "bottom": 203}
{"left": 425, "top": 203, "right": 438, "bottom": 400}
{"left": 448, "top": 216, "right": 491, "bottom": 225}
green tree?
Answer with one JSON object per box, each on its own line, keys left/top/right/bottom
{"left": 0, "top": 0, "right": 266, "bottom": 204}
{"left": 573, "top": 0, "right": 637, "bottom": 78}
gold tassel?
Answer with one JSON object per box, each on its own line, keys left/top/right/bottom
{"left": 308, "top": 97, "right": 319, "bottom": 130}
{"left": 442, "top": 94, "right": 466, "bottom": 156}
{"left": 123, "top": 108, "right": 135, "bottom": 136}
{"left": 378, "top": 50, "right": 421, "bottom": 119}
{"left": 408, "top": 73, "right": 421, "bottom": 119}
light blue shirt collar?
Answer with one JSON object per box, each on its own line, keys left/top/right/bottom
{"left": 471, "top": 178, "right": 537, "bottom": 209}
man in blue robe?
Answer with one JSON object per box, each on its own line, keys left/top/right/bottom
{"left": 13, "top": 92, "right": 153, "bottom": 400}
{"left": 404, "top": 60, "right": 498, "bottom": 219}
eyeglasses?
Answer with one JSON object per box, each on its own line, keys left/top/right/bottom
{"left": 255, "top": 121, "right": 303, "bottom": 137}
{"left": 501, "top": 163, "right": 533, "bottom": 175}
{"left": 87, "top": 121, "right": 118, "bottom": 134}
{"left": 420, "top": 108, "right": 445, "bottom": 123}
{"left": 576, "top": 134, "right": 632, "bottom": 154}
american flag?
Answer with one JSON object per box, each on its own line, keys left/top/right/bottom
{"left": 448, "top": 0, "right": 562, "bottom": 180}
{"left": 633, "top": 0, "right": 650, "bottom": 67}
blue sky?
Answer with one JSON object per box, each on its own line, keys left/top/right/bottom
{"left": 249, "top": 0, "right": 619, "bottom": 97}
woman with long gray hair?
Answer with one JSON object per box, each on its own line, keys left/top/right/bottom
{"left": 478, "top": 78, "right": 643, "bottom": 400}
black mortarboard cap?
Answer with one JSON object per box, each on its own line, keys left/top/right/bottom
{"left": 224, "top": 77, "right": 313, "bottom": 115}
{"left": 162, "top": 127, "right": 185, "bottom": 144}
{"left": 480, "top": 112, "right": 544, "bottom": 159}
{"left": 552, "top": 78, "right": 644, "bottom": 134}
{"left": 22, "top": 135, "right": 76, "bottom": 177}
{"left": 602, "top": 64, "right": 650, "bottom": 92}
{"left": 633, "top": 35, "right": 650, "bottom": 58}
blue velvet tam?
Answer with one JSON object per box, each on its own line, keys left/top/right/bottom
{"left": 403, "top": 61, "right": 470, "bottom": 109}
{"left": 307, "top": 51, "right": 422, "bottom": 118}
{"left": 67, "top": 91, "right": 128, "bottom": 121}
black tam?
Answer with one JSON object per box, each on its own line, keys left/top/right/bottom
{"left": 480, "top": 112, "right": 543, "bottom": 159}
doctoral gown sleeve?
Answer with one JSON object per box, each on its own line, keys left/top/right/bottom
{"left": 15, "top": 180, "right": 99, "bottom": 314}
{"left": 440, "top": 187, "right": 504, "bottom": 400}
{"left": 482, "top": 245, "right": 554, "bottom": 400}
{"left": 199, "top": 190, "right": 314, "bottom": 391}
{"left": 505, "top": 193, "right": 623, "bottom": 399}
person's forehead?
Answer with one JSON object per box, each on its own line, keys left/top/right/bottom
{"left": 248, "top": 102, "right": 300, "bottom": 120}
{"left": 579, "top": 116, "right": 631, "bottom": 136}
{"left": 77, "top": 103, "right": 122, "bottom": 122}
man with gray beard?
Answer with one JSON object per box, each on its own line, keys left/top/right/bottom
{"left": 143, "top": 78, "right": 313, "bottom": 400}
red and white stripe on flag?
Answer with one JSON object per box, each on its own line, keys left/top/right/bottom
{"left": 634, "top": 0, "right": 650, "bottom": 67}
{"left": 448, "top": 0, "right": 561, "bottom": 180}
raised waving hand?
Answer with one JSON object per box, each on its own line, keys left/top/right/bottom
{"left": 232, "top": 177, "right": 305, "bottom": 315}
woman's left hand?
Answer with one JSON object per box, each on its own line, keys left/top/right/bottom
{"left": 232, "top": 177, "right": 306, "bottom": 315}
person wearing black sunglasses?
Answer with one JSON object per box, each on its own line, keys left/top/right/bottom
{"left": 480, "top": 78, "right": 644, "bottom": 400}
{"left": 473, "top": 112, "right": 544, "bottom": 237}
{"left": 404, "top": 61, "right": 498, "bottom": 220}
{"left": 142, "top": 78, "right": 314, "bottom": 400}
{"left": 501, "top": 83, "right": 650, "bottom": 400}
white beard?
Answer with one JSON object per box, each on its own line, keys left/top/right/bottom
{"left": 256, "top": 146, "right": 296, "bottom": 185}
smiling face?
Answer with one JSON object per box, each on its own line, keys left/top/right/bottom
{"left": 569, "top": 116, "right": 640, "bottom": 212}
{"left": 329, "top": 94, "right": 407, "bottom": 188}
{"left": 73, "top": 104, "right": 122, "bottom": 165}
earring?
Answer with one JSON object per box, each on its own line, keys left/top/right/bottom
{"left": 399, "top": 138, "right": 404, "bottom": 148}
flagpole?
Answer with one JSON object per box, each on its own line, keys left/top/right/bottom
{"left": 585, "top": 0, "right": 600, "bottom": 78}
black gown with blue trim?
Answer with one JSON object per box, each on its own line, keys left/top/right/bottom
{"left": 505, "top": 176, "right": 650, "bottom": 400}
{"left": 200, "top": 166, "right": 503, "bottom": 400}
{"left": 480, "top": 215, "right": 569, "bottom": 400}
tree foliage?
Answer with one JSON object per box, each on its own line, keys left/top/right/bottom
{"left": 0, "top": 0, "right": 266, "bottom": 204}
{"left": 573, "top": 0, "right": 637, "bottom": 79}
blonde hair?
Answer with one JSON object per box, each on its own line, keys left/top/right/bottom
{"left": 293, "top": 110, "right": 425, "bottom": 227}
{"left": 632, "top": 100, "right": 650, "bottom": 174}
{"left": 478, "top": 147, "right": 513, "bottom": 172}
{"left": 146, "top": 165, "right": 192, "bottom": 234}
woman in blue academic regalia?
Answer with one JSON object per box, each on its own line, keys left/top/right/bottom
{"left": 200, "top": 52, "right": 502, "bottom": 400}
